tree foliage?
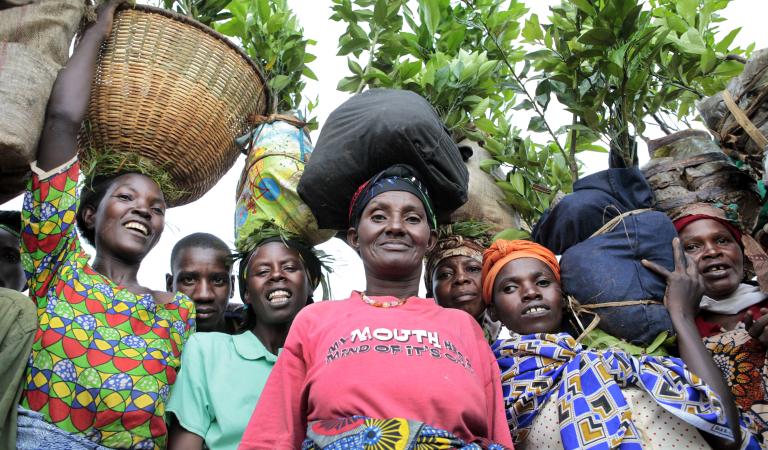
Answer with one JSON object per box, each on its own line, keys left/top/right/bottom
{"left": 331, "top": 0, "right": 754, "bottom": 228}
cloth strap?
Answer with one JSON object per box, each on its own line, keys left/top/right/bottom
{"left": 722, "top": 90, "right": 768, "bottom": 149}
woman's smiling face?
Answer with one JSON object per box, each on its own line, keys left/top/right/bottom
{"left": 490, "top": 257, "right": 563, "bottom": 334}
{"left": 348, "top": 190, "right": 436, "bottom": 279}
{"left": 678, "top": 219, "right": 743, "bottom": 300}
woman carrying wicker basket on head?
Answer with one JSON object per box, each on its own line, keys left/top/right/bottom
{"left": 15, "top": 1, "right": 195, "bottom": 448}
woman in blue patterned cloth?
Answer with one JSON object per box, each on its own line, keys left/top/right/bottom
{"left": 15, "top": 1, "right": 195, "bottom": 448}
{"left": 484, "top": 239, "right": 757, "bottom": 450}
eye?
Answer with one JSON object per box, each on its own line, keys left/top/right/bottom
{"left": 502, "top": 284, "right": 517, "bottom": 294}
{"left": 405, "top": 215, "right": 422, "bottom": 225}
{"left": 716, "top": 237, "right": 733, "bottom": 245}
{"left": 537, "top": 279, "right": 552, "bottom": 287}
{"left": 436, "top": 270, "right": 453, "bottom": 281}
{"left": 683, "top": 242, "right": 699, "bottom": 252}
{"left": 283, "top": 265, "right": 299, "bottom": 273}
{"left": 2, "top": 251, "right": 20, "bottom": 264}
{"left": 467, "top": 265, "right": 482, "bottom": 274}
{"left": 180, "top": 275, "right": 196, "bottom": 285}
{"left": 116, "top": 193, "right": 132, "bottom": 201}
{"left": 151, "top": 207, "right": 165, "bottom": 216}
{"left": 212, "top": 275, "right": 227, "bottom": 285}
{"left": 371, "top": 213, "right": 386, "bottom": 223}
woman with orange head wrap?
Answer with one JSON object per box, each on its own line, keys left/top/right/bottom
{"left": 486, "top": 239, "right": 753, "bottom": 450}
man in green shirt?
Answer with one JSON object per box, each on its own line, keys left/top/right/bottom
{"left": 0, "top": 210, "right": 37, "bottom": 449}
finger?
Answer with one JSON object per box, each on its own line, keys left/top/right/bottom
{"left": 642, "top": 259, "right": 671, "bottom": 279}
{"left": 744, "top": 309, "right": 754, "bottom": 330}
{"left": 673, "top": 237, "right": 687, "bottom": 271}
{"left": 751, "top": 311, "right": 768, "bottom": 331}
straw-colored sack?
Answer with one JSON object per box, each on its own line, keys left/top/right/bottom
{"left": 448, "top": 140, "right": 520, "bottom": 234}
{"left": 0, "top": 0, "right": 85, "bottom": 203}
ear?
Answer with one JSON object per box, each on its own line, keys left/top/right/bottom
{"left": 229, "top": 275, "right": 236, "bottom": 299}
{"left": 80, "top": 204, "right": 98, "bottom": 235}
{"left": 346, "top": 227, "right": 359, "bottom": 251}
{"left": 425, "top": 229, "right": 438, "bottom": 252}
{"left": 487, "top": 303, "right": 499, "bottom": 322}
{"left": 165, "top": 274, "right": 173, "bottom": 292}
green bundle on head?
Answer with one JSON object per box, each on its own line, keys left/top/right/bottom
{"left": 79, "top": 146, "right": 187, "bottom": 204}
{"left": 437, "top": 220, "right": 494, "bottom": 247}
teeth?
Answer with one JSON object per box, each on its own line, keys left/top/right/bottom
{"left": 524, "top": 306, "right": 547, "bottom": 315}
{"left": 125, "top": 222, "right": 148, "bottom": 235}
{"left": 268, "top": 290, "right": 290, "bottom": 301}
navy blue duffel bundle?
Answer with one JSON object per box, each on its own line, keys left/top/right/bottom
{"left": 533, "top": 167, "right": 675, "bottom": 346}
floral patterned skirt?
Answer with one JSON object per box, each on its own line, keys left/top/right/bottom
{"left": 302, "top": 416, "right": 509, "bottom": 450}
{"left": 704, "top": 328, "right": 768, "bottom": 446}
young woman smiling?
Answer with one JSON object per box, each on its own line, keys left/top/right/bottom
{"left": 239, "top": 165, "right": 513, "bottom": 449}
{"left": 168, "top": 238, "right": 320, "bottom": 450}
{"left": 485, "top": 239, "right": 755, "bottom": 450}
{"left": 15, "top": 2, "right": 194, "bottom": 448}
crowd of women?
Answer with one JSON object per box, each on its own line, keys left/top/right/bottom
{"left": 1, "top": 1, "right": 768, "bottom": 449}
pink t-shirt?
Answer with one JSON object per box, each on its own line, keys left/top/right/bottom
{"left": 239, "top": 291, "right": 513, "bottom": 449}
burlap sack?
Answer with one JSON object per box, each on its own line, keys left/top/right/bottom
{"left": 448, "top": 140, "right": 520, "bottom": 234}
{"left": 0, "top": 0, "right": 84, "bottom": 202}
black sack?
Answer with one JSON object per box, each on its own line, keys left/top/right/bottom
{"left": 560, "top": 210, "right": 676, "bottom": 346}
{"left": 532, "top": 167, "right": 653, "bottom": 254}
{"left": 298, "top": 89, "right": 469, "bottom": 230}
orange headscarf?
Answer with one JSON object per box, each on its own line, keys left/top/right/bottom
{"left": 481, "top": 239, "right": 560, "bottom": 304}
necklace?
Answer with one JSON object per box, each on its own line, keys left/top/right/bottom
{"left": 360, "top": 291, "right": 408, "bottom": 308}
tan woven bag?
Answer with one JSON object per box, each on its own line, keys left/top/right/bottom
{"left": 0, "top": 0, "right": 85, "bottom": 203}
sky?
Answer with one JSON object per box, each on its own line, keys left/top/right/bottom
{"left": 2, "top": 0, "right": 766, "bottom": 300}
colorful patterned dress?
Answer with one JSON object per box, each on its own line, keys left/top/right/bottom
{"left": 19, "top": 159, "right": 195, "bottom": 449}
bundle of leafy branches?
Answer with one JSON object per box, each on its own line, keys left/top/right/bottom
{"left": 331, "top": 0, "right": 754, "bottom": 231}
{"left": 161, "top": 0, "right": 319, "bottom": 128}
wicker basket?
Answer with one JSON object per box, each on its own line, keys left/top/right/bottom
{"left": 77, "top": 4, "right": 269, "bottom": 206}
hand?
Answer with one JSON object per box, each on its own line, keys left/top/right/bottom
{"left": 642, "top": 237, "right": 704, "bottom": 319}
{"left": 89, "top": 0, "right": 128, "bottom": 40}
{"left": 744, "top": 308, "right": 768, "bottom": 347}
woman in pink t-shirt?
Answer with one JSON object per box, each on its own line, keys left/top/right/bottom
{"left": 239, "top": 165, "right": 513, "bottom": 449}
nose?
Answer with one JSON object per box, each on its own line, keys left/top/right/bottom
{"left": 453, "top": 267, "right": 471, "bottom": 285}
{"left": 520, "top": 282, "right": 541, "bottom": 302}
{"left": 268, "top": 267, "right": 286, "bottom": 282}
{"left": 131, "top": 201, "right": 151, "bottom": 219}
{"left": 384, "top": 215, "right": 406, "bottom": 235}
{"left": 701, "top": 240, "right": 722, "bottom": 259}
{"left": 194, "top": 279, "right": 215, "bottom": 302}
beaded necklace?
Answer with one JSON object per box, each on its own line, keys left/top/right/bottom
{"left": 360, "top": 291, "right": 408, "bottom": 308}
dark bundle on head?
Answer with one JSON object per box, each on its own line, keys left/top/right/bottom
{"left": 348, "top": 164, "right": 437, "bottom": 230}
{"left": 171, "top": 232, "right": 233, "bottom": 269}
{"left": 237, "top": 236, "right": 323, "bottom": 302}
{"left": 0, "top": 210, "right": 22, "bottom": 237}
{"left": 76, "top": 173, "right": 125, "bottom": 247}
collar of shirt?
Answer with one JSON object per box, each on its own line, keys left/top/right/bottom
{"left": 232, "top": 332, "right": 280, "bottom": 362}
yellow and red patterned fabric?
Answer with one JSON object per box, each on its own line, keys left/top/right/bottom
{"left": 19, "top": 160, "right": 195, "bottom": 449}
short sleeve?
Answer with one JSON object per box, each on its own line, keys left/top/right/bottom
{"left": 21, "top": 158, "right": 81, "bottom": 296}
{"left": 166, "top": 333, "right": 212, "bottom": 438}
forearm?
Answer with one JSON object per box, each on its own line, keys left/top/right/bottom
{"left": 671, "top": 312, "right": 741, "bottom": 449}
{"left": 168, "top": 422, "right": 204, "bottom": 450}
{"left": 37, "top": 4, "right": 116, "bottom": 170}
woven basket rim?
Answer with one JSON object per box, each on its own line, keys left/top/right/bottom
{"left": 121, "top": 3, "right": 272, "bottom": 113}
